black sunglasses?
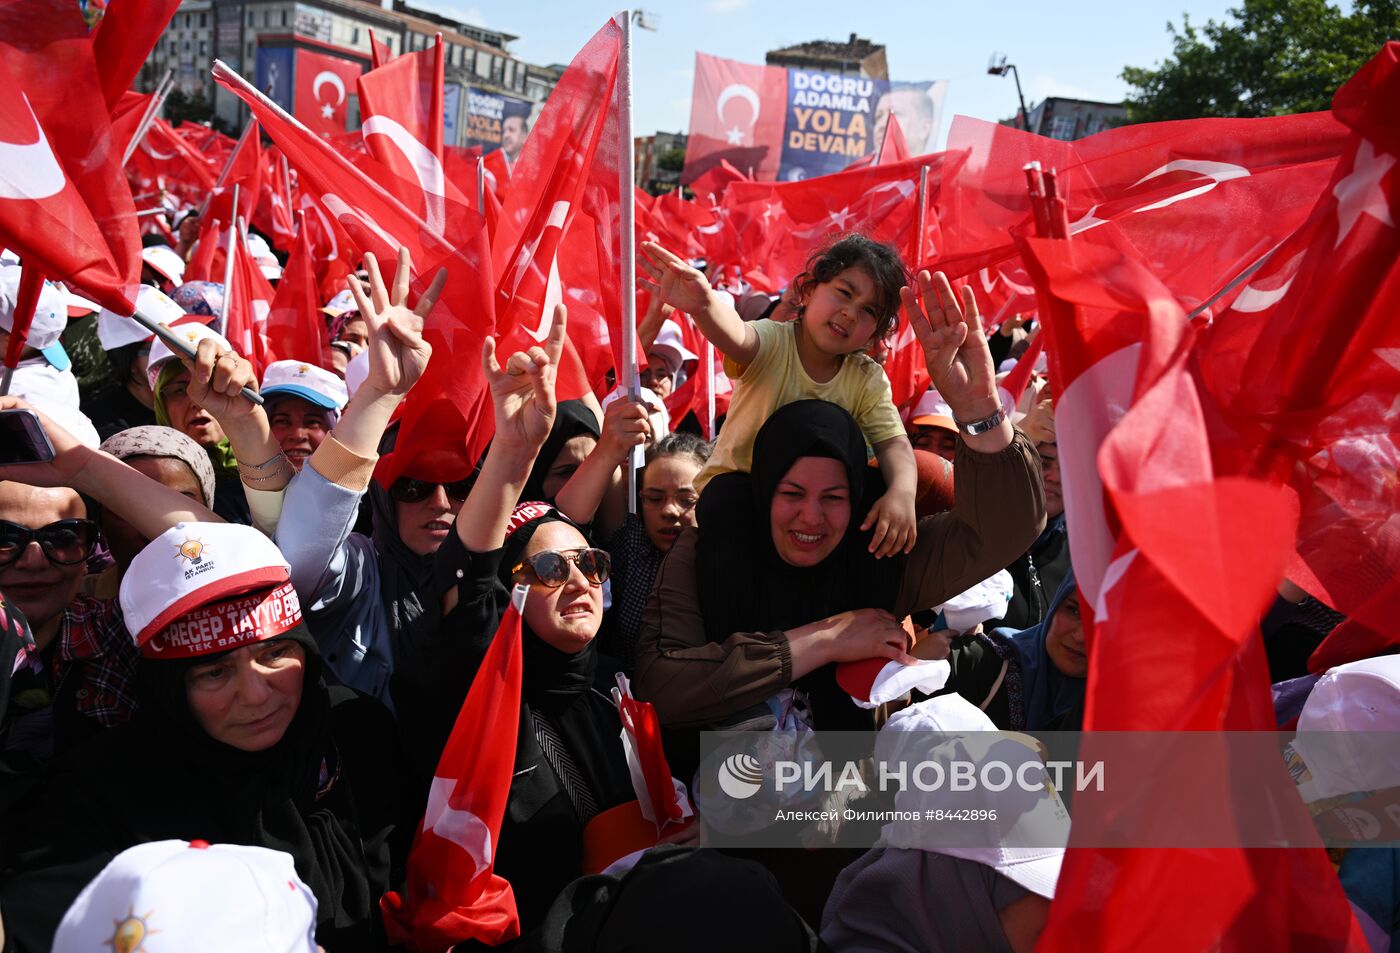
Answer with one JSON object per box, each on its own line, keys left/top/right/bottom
{"left": 389, "top": 476, "right": 475, "bottom": 504}
{"left": 511, "top": 548, "right": 611, "bottom": 588}
{"left": 0, "top": 519, "right": 100, "bottom": 567}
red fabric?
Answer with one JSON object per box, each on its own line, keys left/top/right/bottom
{"left": 368, "top": 29, "right": 392, "bottom": 70}
{"left": 206, "top": 121, "right": 263, "bottom": 228}
{"left": 357, "top": 37, "right": 474, "bottom": 235}
{"left": 183, "top": 217, "right": 227, "bottom": 282}
{"left": 293, "top": 48, "right": 363, "bottom": 137}
{"left": 263, "top": 211, "right": 328, "bottom": 367}
{"left": 681, "top": 52, "right": 788, "bottom": 185}
{"left": 253, "top": 147, "right": 298, "bottom": 252}
{"left": 223, "top": 228, "right": 275, "bottom": 373}
{"left": 130, "top": 117, "right": 219, "bottom": 210}
{"left": 491, "top": 16, "right": 622, "bottom": 401}
{"left": 216, "top": 60, "right": 497, "bottom": 467}
{"left": 89, "top": 0, "right": 180, "bottom": 112}
{"left": 1017, "top": 225, "right": 1364, "bottom": 953}
{"left": 381, "top": 595, "right": 523, "bottom": 951}
{"left": 615, "top": 685, "right": 688, "bottom": 830}
{"left": 0, "top": 0, "right": 140, "bottom": 312}
{"left": 1194, "top": 41, "right": 1400, "bottom": 668}
{"left": 109, "top": 89, "right": 151, "bottom": 157}
{"left": 687, "top": 157, "right": 749, "bottom": 203}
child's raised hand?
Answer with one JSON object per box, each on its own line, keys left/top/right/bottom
{"left": 862, "top": 487, "right": 918, "bottom": 558}
{"left": 638, "top": 242, "right": 713, "bottom": 316}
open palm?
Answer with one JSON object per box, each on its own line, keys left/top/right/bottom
{"left": 900, "top": 270, "right": 1000, "bottom": 419}
{"left": 638, "top": 241, "right": 712, "bottom": 315}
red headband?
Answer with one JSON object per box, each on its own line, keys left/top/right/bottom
{"left": 507, "top": 501, "right": 555, "bottom": 539}
{"left": 143, "top": 581, "right": 303, "bottom": 659}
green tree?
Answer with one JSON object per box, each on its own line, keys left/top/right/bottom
{"left": 164, "top": 88, "right": 216, "bottom": 127}
{"left": 657, "top": 148, "right": 687, "bottom": 173}
{"left": 1122, "top": 0, "right": 1400, "bottom": 122}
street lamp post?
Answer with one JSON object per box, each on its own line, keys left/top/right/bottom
{"left": 987, "top": 53, "right": 1031, "bottom": 133}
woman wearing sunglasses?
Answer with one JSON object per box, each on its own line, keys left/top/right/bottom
{"left": 0, "top": 396, "right": 221, "bottom": 766}
{"left": 428, "top": 298, "right": 696, "bottom": 933}
{"left": 272, "top": 249, "right": 467, "bottom": 721}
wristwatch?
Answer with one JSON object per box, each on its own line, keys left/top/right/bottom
{"left": 954, "top": 407, "right": 1007, "bottom": 436}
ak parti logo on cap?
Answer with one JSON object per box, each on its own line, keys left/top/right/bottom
{"left": 107, "top": 907, "right": 157, "bottom": 953}
{"left": 173, "top": 536, "right": 216, "bottom": 579}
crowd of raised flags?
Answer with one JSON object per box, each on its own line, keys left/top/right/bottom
{"left": 0, "top": 0, "right": 1397, "bottom": 949}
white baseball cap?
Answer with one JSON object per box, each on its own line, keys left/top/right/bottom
{"left": 147, "top": 323, "right": 235, "bottom": 391}
{"left": 245, "top": 234, "right": 283, "bottom": 281}
{"left": 0, "top": 265, "right": 71, "bottom": 371}
{"left": 141, "top": 245, "right": 186, "bottom": 288}
{"left": 321, "top": 288, "right": 356, "bottom": 316}
{"left": 876, "top": 707, "right": 1067, "bottom": 899}
{"left": 910, "top": 390, "right": 956, "bottom": 432}
{"left": 53, "top": 840, "right": 318, "bottom": 953}
{"left": 1293, "top": 655, "right": 1400, "bottom": 801}
{"left": 647, "top": 319, "right": 699, "bottom": 375}
{"left": 260, "top": 360, "right": 348, "bottom": 411}
{"left": 97, "top": 285, "right": 187, "bottom": 351}
{"left": 120, "top": 521, "right": 297, "bottom": 657}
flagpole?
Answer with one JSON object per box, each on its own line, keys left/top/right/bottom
{"left": 0, "top": 268, "right": 44, "bottom": 397}
{"left": 476, "top": 156, "right": 485, "bottom": 213}
{"left": 122, "top": 68, "right": 175, "bottom": 167}
{"left": 705, "top": 343, "right": 716, "bottom": 439}
{"left": 219, "top": 184, "right": 240, "bottom": 335}
{"left": 280, "top": 154, "right": 294, "bottom": 233}
{"left": 915, "top": 164, "right": 929, "bottom": 269}
{"left": 199, "top": 118, "right": 257, "bottom": 218}
{"left": 617, "top": 10, "right": 640, "bottom": 514}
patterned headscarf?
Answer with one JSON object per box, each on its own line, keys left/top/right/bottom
{"left": 99, "top": 425, "right": 217, "bottom": 508}
{"left": 171, "top": 281, "right": 225, "bottom": 318}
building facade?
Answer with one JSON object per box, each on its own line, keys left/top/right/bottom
{"left": 635, "top": 131, "right": 688, "bottom": 195}
{"left": 1021, "top": 97, "right": 1128, "bottom": 140}
{"left": 766, "top": 33, "right": 888, "bottom": 80}
{"left": 135, "top": 0, "right": 557, "bottom": 147}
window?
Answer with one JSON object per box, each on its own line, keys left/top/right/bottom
{"left": 169, "top": 40, "right": 177, "bottom": 55}
{"left": 199, "top": 12, "right": 207, "bottom": 27}
{"left": 246, "top": 41, "right": 254, "bottom": 60}
{"left": 503, "top": 59, "right": 514, "bottom": 85}
{"left": 199, "top": 40, "right": 208, "bottom": 56}
{"left": 282, "top": 10, "right": 288, "bottom": 26}
{"left": 246, "top": 11, "right": 253, "bottom": 26}
{"left": 183, "top": 12, "right": 190, "bottom": 27}
{"left": 183, "top": 39, "right": 191, "bottom": 52}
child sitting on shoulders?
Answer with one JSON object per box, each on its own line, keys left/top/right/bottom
{"left": 638, "top": 234, "right": 917, "bottom": 557}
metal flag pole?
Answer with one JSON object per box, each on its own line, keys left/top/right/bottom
{"left": 199, "top": 118, "right": 257, "bottom": 218}
{"left": 219, "top": 185, "right": 240, "bottom": 336}
{"left": 915, "top": 164, "right": 930, "bottom": 269}
{"left": 122, "top": 68, "right": 175, "bottom": 167}
{"left": 617, "top": 9, "right": 640, "bottom": 514}
{"left": 476, "top": 156, "right": 486, "bottom": 213}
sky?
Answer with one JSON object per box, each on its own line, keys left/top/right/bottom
{"left": 411, "top": 0, "right": 1245, "bottom": 147}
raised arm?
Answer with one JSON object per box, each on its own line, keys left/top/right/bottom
{"left": 453, "top": 303, "right": 569, "bottom": 554}
{"left": 638, "top": 241, "right": 758, "bottom": 366}
{"left": 0, "top": 396, "right": 220, "bottom": 537}
{"left": 553, "top": 396, "right": 651, "bottom": 539}
{"left": 176, "top": 339, "right": 291, "bottom": 496}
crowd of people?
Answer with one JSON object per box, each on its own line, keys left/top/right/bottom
{"left": 0, "top": 174, "right": 1392, "bottom": 952}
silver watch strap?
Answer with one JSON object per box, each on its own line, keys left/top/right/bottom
{"left": 956, "top": 408, "right": 1007, "bottom": 436}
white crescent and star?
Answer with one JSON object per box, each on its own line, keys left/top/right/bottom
{"left": 716, "top": 84, "right": 760, "bottom": 146}
{"left": 0, "top": 93, "right": 66, "bottom": 201}
{"left": 1332, "top": 138, "right": 1396, "bottom": 247}
{"left": 313, "top": 70, "right": 347, "bottom": 120}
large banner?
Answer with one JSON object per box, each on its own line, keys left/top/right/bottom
{"left": 683, "top": 52, "right": 947, "bottom": 183}
{"left": 255, "top": 46, "right": 295, "bottom": 113}
{"left": 293, "top": 48, "right": 363, "bottom": 137}
{"left": 443, "top": 82, "right": 462, "bottom": 149}
{"left": 463, "top": 86, "right": 534, "bottom": 164}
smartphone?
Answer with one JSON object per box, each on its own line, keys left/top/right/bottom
{"left": 0, "top": 408, "right": 56, "bottom": 464}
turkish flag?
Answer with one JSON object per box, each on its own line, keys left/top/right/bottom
{"left": 216, "top": 59, "right": 498, "bottom": 465}
{"left": 206, "top": 121, "right": 263, "bottom": 228}
{"left": 368, "top": 28, "right": 392, "bottom": 70}
{"left": 0, "top": 0, "right": 140, "bottom": 312}
{"left": 224, "top": 229, "right": 275, "bottom": 373}
{"left": 681, "top": 52, "right": 787, "bottom": 184}
{"left": 1195, "top": 42, "right": 1400, "bottom": 669}
{"left": 183, "top": 216, "right": 229, "bottom": 283}
{"left": 89, "top": 0, "right": 180, "bottom": 112}
{"left": 1017, "top": 225, "right": 1364, "bottom": 953}
{"left": 253, "top": 146, "right": 298, "bottom": 252}
{"left": 381, "top": 588, "right": 524, "bottom": 951}
{"left": 358, "top": 36, "right": 476, "bottom": 237}
{"left": 130, "top": 117, "right": 219, "bottom": 209}
{"left": 687, "top": 157, "right": 749, "bottom": 203}
{"left": 294, "top": 48, "right": 362, "bottom": 137}
{"left": 262, "top": 211, "right": 328, "bottom": 367}
{"left": 491, "top": 15, "right": 623, "bottom": 401}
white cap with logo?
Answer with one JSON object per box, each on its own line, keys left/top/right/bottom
{"left": 146, "top": 323, "right": 236, "bottom": 391}
{"left": 141, "top": 245, "right": 186, "bottom": 288}
{"left": 52, "top": 839, "right": 319, "bottom": 953}
{"left": 0, "top": 264, "right": 71, "bottom": 371}
{"left": 260, "top": 360, "right": 348, "bottom": 411}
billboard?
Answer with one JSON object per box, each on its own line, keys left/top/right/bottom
{"left": 463, "top": 86, "right": 535, "bottom": 163}
{"left": 684, "top": 52, "right": 947, "bottom": 183}
{"left": 293, "top": 48, "right": 364, "bottom": 137}
{"left": 443, "top": 82, "right": 462, "bottom": 148}
{"left": 254, "top": 46, "right": 295, "bottom": 113}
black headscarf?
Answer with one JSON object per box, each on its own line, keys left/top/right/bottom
{"left": 696, "top": 400, "right": 902, "bottom": 728}
{"left": 0, "top": 626, "right": 400, "bottom": 953}
{"left": 370, "top": 478, "right": 440, "bottom": 667}
{"left": 520, "top": 400, "right": 602, "bottom": 504}
{"left": 489, "top": 506, "right": 635, "bottom": 928}
{"left": 524, "top": 845, "right": 828, "bottom": 952}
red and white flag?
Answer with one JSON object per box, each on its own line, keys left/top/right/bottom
{"left": 381, "top": 588, "right": 525, "bottom": 951}
{"left": 89, "top": 0, "right": 181, "bottom": 111}
{"left": 262, "top": 211, "right": 328, "bottom": 368}
{"left": 0, "top": 0, "right": 140, "bottom": 312}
